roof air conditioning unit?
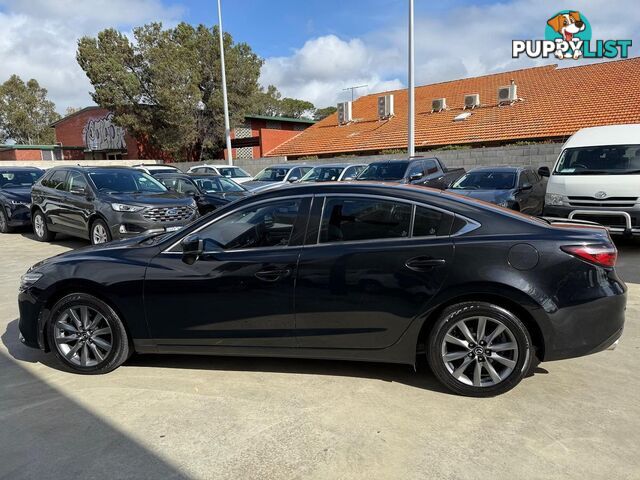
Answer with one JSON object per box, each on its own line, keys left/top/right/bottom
{"left": 337, "top": 101, "right": 352, "bottom": 125}
{"left": 464, "top": 94, "right": 480, "bottom": 109}
{"left": 498, "top": 80, "right": 518, "bottom": 105}
{"left": 377, "top": 94, "right": 394, "bottom": 120}
{"left": 432, "top": 98, "right": 447, "bottom": 113}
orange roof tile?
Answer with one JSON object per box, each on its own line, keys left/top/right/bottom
{"left": 268, "top": 58, "right": 640, "bottom": 157}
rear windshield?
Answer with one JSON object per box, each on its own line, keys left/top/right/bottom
{"left": 301, "top": 167, "right": 345, "bottom": 182}
{"left": 450, "top": 171, "right": 516, "bottom": 190}
{"left": 0, "top": 170, "right": 42, "bottom": 188}
{"left": 89, "top": 170, "right": 167, "bottom": 193}
{"left": 555, "top": 145, "right": 640, "bottom": 175}
{"left": 192, "top": 176, "right": 245, "bottom": 193}
{"left": 357, "top": 162, "right": 408, "bottom": 181}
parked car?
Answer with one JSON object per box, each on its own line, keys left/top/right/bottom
{"left": 155, "top": 172, "right": 251, "bottom": 215}
{"left": 30, "top": 166, "right": 198, "bottom": 245}
{"left": 243, "top": 164, "right": 312, "bottom": 192}
{"left": 298, "top": 163, "right": 368, "bottom": 183}
{"left": 18, "top": 182, "right": 625, "bottom": 396}
{"left": 133, "top": 164, "right": 182, "bottom": 176}
{"left": 0, "top": 167, "right": 44, "bottom": 233}
{"left": 446, "top": 166, "right": 546, "bottom": 215}
{"left": 356, "top": 157, "right": 465, "bottom": 189}
{"left": 543, "top": 124, "right": 640, "bottom": 236}
{"left": 187, "top": 164, "right": 253, "bottom": 184}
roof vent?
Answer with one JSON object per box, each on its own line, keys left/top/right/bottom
{"left": 432, "top": 98, "right": 447, "bottom": 113}
{"left": 337, "top": 101, "right": 352, "bottom": 125}
{"left": 377, "top": 94, "right": 394, "bottom": 120}
{"left": 463, "top": 94, "right": 480, "bottom": 109}
{"left": 498, "top": 80, "right": 518, "bottom": 105}
{"left": 454, "top": 112, "right": 472, "bottom": 122}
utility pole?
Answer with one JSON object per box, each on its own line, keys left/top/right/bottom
{"left": 408, "top": 0, "right": 415, "bottom": 157}
{"left": 342, "top": 84, "right": 368, "bottom": 102}
{"left": 217, "top": 0, "right": 233, "bottom": 165}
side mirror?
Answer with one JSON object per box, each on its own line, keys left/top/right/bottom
{"left": 70, "top": 187, "right": 86, "bottom": 196}
{"left": 409, "top": 172, "right": 423, "bottom": 181}
{"left": 181, "top": 234, "right": 203, "bottom": 265}
{"left": 287, "top": 177, "right": 299, "bottom": 183}
{"left": 538, "top": 166, "right": 550, "bottom": 177}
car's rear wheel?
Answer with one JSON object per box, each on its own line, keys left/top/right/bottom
{"left": 33, "top": 210, "right": 55, "bottom": 241}
{"left": 90, "top": 219, "right": 111, "bottom": 245}
{"left": 0, "top": 207, "right": 12, "bottom": 233}
{"left": 427, "top": 302, "right": 532, "bottom": 397}
{"left": 47, "top": 293, "right": 130, "bottom": 374}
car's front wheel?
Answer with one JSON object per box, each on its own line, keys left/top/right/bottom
{"left": 47, "top": 293, "right": 130, "bottom": 374}
{"left": 90, "top": 218, "right": 112, "bottom": 245}
{"left": 32, "top": 209, "right": 55, "bottom": 242}
{"left": 427, "top": 302, "right": 532, "bottom": 397}
{"left": 0, "top": 207, "right": 12, "bottom": 233}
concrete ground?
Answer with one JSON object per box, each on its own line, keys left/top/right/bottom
{"left": 1, "top": 232, "right": 639, "bottom": 480}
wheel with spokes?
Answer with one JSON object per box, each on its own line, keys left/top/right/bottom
{"left": 47, "top": 293, "right": 130, "bottom": 374}
{"left": 90, "top": 218, "right": 111, "bottom": 245}
{"left": 33, "top": 209, "right": 55, "bottom": 242}
{"left": 427, "top": 302, "right": 532, "bottom": 397}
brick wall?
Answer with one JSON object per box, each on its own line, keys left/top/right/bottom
{"left": 0, "top": 149, "right": 45, "bottom": 161}
{"left": 0, "top": 159, "right": 162, "bottom": 169}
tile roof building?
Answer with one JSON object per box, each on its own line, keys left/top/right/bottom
{"left": 269, "top": 58, "right": 640, "bottom": 159}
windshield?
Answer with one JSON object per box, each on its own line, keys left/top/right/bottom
{"left": 89, "top": 170, "right": 167, "bottom": 193}
{"left": 218, "top": 167, "right": 251, "bottom": 178}
{"left": 0, "top": 170, "right": 42, "bottom": 188}
{"left": 300, "top": 166, "right": 345, "bottom": 182}
{"left": 357, "top": 162, "right": 408, "bottom": 181}
{"left": 253, "top": 167, "right": 290, "bottom": 182}
{"left": 555, "top": 145, "right": 640, "bottom": 175}
{"left": 450, "top": 171, "right": 516, "bottom": 190}
{"left": 193, "top": 176, "right": 245, "bottom": 193}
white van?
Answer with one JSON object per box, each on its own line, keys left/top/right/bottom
{"left": 541, "top": 124, "right": 640, "bottom": 236}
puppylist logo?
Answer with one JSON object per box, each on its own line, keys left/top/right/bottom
{"left": 513, "top": 10, "right": 632, "bottom": 60}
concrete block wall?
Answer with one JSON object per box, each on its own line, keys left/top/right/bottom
{"left": 0, "top": 159, "right": 161, "bottom": 170}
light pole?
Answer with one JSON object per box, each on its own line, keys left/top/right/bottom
{"left": 408, "top": 0, "right": 415, "bottom": 157}
{"left": 217, "top": 0, "right": 233, "bottom": 165}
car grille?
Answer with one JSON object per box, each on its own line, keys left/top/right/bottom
{"left": 567, "top": 196, "right": 638, "bottom": 208}
{"left": 572, "top": 214, "right": 629, "bottom": 227}
{"left": 142, "top": 206, "right": 195, "bottom": 223}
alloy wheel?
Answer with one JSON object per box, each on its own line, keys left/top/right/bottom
{"left": 34, "top": 214, "right": 45, "bottom": 238}
{"left": 92, "top": 224, "right": 109, "bottom": 244}
{"left": 441, "top": 316, "right": 519, "bottom": 387}
{"left": 53, "top": 305, "right": 113, "bottom": 367}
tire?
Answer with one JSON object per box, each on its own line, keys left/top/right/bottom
{"left": 427, "top": 302, "right": 533, "bottom": 397}
{"left": 47, "top": 293, "right": 130, "bottom": 374}
{"left": 90, "top": 218, "right": 112, "bottom": 245}
{"left": 32, "top": 209, "right": 55, "bottom": 242}
{"left": 0, "top": 206, "right": 13, "bottom": 233}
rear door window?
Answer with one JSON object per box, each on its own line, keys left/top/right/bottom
{"left": 47, "top": 170, "right": 68, "bottom": 191}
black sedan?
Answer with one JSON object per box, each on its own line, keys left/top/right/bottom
{"left": 0, "top": 167, "right": 43, "bottom": 233}
{"left": 447, "top": 166, "right": 546, "bottom": 215}
{"left": 155, "top": 173, "right": 251, "bottom": 215}
{"left": 18, "top": 182, "right": 625, "bottom": 396}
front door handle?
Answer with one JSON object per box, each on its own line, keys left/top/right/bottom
{"left": 405, "top": 257, "right": 446, "bottom": 272}
{"left": 255, "top": 267, "right": 291, "bottom": 282}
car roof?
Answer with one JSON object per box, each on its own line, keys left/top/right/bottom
{"left": 565, "top": 124, "right": 640, "bottom": 149}
{"left": 262, "top": 164, "right": 307, "bottom": 169}
{"left": 466, "top": 166, "right": 525, "bottom": 173}
{"left": 309, "top": 163, "right": 365, "bottom": 168}
{"left": 367, "top": 157, "right": 437, "bottom": 165}
{"left": 0, "top": 166, "right": 43, "bottom": 171}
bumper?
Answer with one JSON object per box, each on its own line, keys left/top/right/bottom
{"left": 5, "top": 204, "right": 32, "bottom": 227}
{"left": 18, "top": 288, "right": 48, "bottom": 350}
{"left": 544, "top": 204, "right": 640, "bottom": 235}
{"left": 107, "top": 208, "right": 198, "bottom": 240}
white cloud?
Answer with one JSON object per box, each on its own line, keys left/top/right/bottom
{"left": 0, "top": 0, "right": 182, "bottom": 112}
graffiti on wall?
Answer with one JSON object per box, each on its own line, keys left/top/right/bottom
{"left": 83, "top": 113, "right": 127, "bottom": 151}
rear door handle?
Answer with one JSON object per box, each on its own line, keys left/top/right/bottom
{"left": 255, "top": 267, "right": 291, "bottom": 282}
{"left": 405, "top": 257, "right": 446, "bottom": 272}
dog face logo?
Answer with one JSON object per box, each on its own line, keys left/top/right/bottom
{"left": 547, "top": 12, "right": 585, "bottom": 42}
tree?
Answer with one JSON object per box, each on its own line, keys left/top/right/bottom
{"left": 279, "top": 98, "right": 315, "bottom": 118}
{"left": 0, "top": 75, "right": 60, "bottom": 144}
{"left": 314, "top": 106, "right": 337, "bottom": 121}
{"left": 77, "top": 23, "right": 263, "bottom": 159}
{"left": 252, "top": 86, "right": 315, "bottom": 119}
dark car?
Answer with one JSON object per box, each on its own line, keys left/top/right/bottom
{"left": 243, "top": 163, "right": 312, "bottom": 191}
{"left": 356, "top": 157, "right": 465, "bottom": 189}
{"left": 18, "top": 183, "right": 625, "bottom": 396}
{"left": 155, "top": 172, "right": 252, "bottom": 215}
{"left": 0, "top": 167, "right": 44, "bottom": 233}
{"left": 298, "top": 163, "right": 368, "bottom": 182}
{"left": 30, "top": 166, "right": 198, "bottom": 245}
{"left": 447, "top": 166, "right": 546, "bottom": 215}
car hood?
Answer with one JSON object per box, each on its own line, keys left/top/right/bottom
{"left": 1, "top": 186, "right": 31, "bottom": 203}
{"left": 445, "top": 189, "right": 512, "bottom": 203}
{"left": 100, "top": 191, "right": 194, "bottom": 206}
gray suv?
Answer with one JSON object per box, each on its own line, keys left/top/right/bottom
{"left": 31, "top": 166, "right": 198, "bottom": 244}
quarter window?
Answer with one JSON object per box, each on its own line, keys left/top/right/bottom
{"left": 196, "top": 199, "right": 302, "bottom": 251}
{"left": 319, "top": 197, "right": 411, "bottom": 243}
{"left": 413, "top": 207, "right": 452, "bottom": 237}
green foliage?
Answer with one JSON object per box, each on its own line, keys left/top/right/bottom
{"left": 380, "top": 148, "right": 407, "bottom": 155}
{"left": 431, "top": 144, "right": 472, "bottom": 151}
{"left": 77, "top": 22, "right": 263, "bottom": 159}
{"left": 314, "top": 106, "right": 337, "bottom": 121}
{"left": 252, "top": 86, "right": 315, "bottom": 119}
{"left": 0, "top": 75, "right": 60, "bottom": 144}
{"left": 298, "top": 155, "right": 319, "bottom": 160}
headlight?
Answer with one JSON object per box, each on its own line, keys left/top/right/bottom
{"left": 20, "top": 272, "right": 43, "bottom": 290}
{"left": 545, "top": 193, "right": 564, "bottom": 206}
{"left": 111, "top": 203, "right": 143, "bottom": 212}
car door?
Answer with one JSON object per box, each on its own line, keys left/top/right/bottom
{"left": 40, "top": 169, "right": 70, "bottom": 232}
{"left": 144, "top": 196, "right": 311, "bottom": 347}
{"left": 294, "top": 195, "right": 455, "bottom": 349}
{"left": 407, "top": 161, "right": 425, "bottom": 184}
{"left": 516, "top": 170, "right": 535, "bottom": 214}
{"left": 64, "top": 171, "right": 94, "bottom": 235}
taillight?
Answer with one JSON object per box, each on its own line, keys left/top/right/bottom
{"left": 561, "top": 243, "right": 618, "bottom": 268}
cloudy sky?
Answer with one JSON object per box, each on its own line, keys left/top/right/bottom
{"left": 0, "top": 0, "right": 638, "bottom": 113}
